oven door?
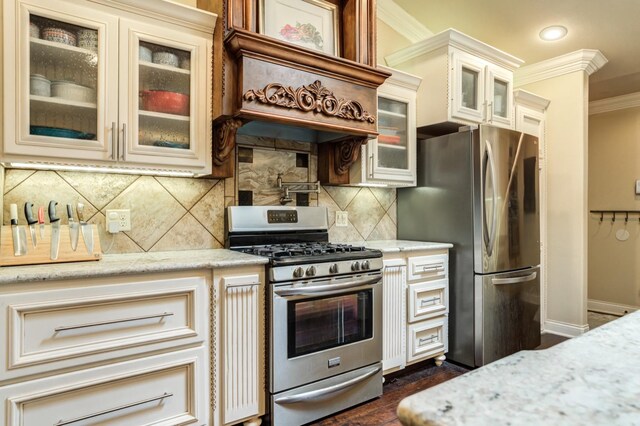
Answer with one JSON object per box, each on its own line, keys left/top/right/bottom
{"left": 270, "top": 271, "right": 383, "bottom": 394}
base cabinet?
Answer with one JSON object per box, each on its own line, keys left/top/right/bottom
{"left": 212, "top": 266, "right": 266, "bottom": 426}
{"left": 0, "top": 270, "right": 211, "bottom": 426}
{"left": 381, "top": 249, "right": 450, "bottom": 375}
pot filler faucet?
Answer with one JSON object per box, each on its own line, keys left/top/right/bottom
{"left": 276, "top": 173, "right": 320, "bottom": 205}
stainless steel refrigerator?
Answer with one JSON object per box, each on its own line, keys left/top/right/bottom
{"left": 398, "top": 125, "right": 541, "bottom": 367}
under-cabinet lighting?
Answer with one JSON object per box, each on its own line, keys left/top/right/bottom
{"left": 539, "top": 25, "right": 568, "bottom": 41}
{"left": 357, "top": 183, "right": 389, "bottom": 187}
{"left": 5, "top": 162, "right": 196, "bottom": 177}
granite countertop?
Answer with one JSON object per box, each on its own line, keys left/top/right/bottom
{"left": 358, "top": 240, "right": 453, "bottom": 253}
{"left": 0, "top": 249, "right": 268, "bottom": 285}
{"left": 397, "top": 311, "right": 640, "bottom": 425}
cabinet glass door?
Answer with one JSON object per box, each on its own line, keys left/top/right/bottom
{"left": 451, "top": 51, "right": 485, "bottom": 123}
{"left": 376, "top": 97, "right": 409, "bottom": 171}
{"left": 120, "top": 19, "right": 209, "bottom": 170}
{"left": 487, "top": 67, "right": 513, "bottom": 128}
{"left": 5, "top": 1, "right": 117, "bottom": 161}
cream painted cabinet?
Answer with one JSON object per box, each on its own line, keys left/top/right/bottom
{"left": 514, "top": 89, "right": 550, "bottom": 332}
{"left": 2, "top": 0, "right": 215, "bottom": 175}
{"left": 0, "top": 270, "right": 211, "bottom": 425}
{"left": 386, "top": 29, "right": 523, "bottom": 131}
{"left": 381, "top": 249, "right": 449, "bottom": 375}
{"left": 350, "top": 65, "right": 421, "bottom": 187}
{"left": 212, "top": 266, "right": 266, "bottom": 426}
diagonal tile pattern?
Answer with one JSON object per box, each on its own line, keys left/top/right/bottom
{"left": 58, "top": 172, "right": 139, "bottom": 210}
{"left": 156, "top": 176, "right": 217, "bottom": 210}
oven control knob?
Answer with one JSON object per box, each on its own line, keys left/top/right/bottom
{"left": 329, "top": 263, "right": 339, "bottom": 274}
{"left": 306, "top": 266, "right": 317, "bottom": 277}
{"left": 293, "top": 267, "right": 305, "bottom": 278}
{"left": 361, "top": 260, "right": 370, "bottom": 270}
{"left": 351, "top": 261, "right": 360, "bottom": 271}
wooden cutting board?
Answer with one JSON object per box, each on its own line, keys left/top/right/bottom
{"left": 0, "top": 224, "right": 101, "bottom": 266}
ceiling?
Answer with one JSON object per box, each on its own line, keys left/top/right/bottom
{"left": 393, "top": 0, "right": 640, "bottom": 101}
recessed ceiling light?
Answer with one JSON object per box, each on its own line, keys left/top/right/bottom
{"left": 539, "top": 25, "right": 568, "bottom": 41}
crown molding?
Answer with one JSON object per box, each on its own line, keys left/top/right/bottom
{"left": 515, "top": 49, "right": 608, "bottom": 87}
{"left": 377, "top": 0, "right": 432, "bottom": 44}
{"left": 377, "top": 64, "right": 422, "bottom": 90}
{"left": 514, "top": 89, "right": 550, "bottom": 110}
{"left": 589, "top": 91, "right": 640, "bottom": 115}
{"left": 385, "top": 28, "right": 524, "bottom": 70}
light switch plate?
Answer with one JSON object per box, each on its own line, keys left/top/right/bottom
{"left": 335, "top": 211, "right": 349, "bottom": 227}
{"left": 636, "top": 180, "right": 640, "bottom": 195}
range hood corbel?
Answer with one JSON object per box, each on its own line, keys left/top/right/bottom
{"left": 211, "top": 16, "right": 390, "bottom": 184}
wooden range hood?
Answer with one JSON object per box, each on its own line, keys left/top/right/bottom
{"left": 210, "top": 0, "right": 390, "bottom": 185}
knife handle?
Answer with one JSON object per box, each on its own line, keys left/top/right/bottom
{"left": 77, "top": 203, "right": 85, "bottom": 222}
{"left": 25, "top": 202, "right": 37, "bottom": 225}
{"left": 66, "top": 204, "right": 74, "bottom": 220}
{"left": 10, "top": 204, "right": 18, "bottom": 225}
{"left": 38, "top": 206, "right": 45, "bottom": 224}
{"left": 48, "top": 201, "right": 60, "bottom": 223}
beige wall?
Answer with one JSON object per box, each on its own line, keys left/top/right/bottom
{"left": 588, "top": 106, "right": 640, "bottom": 310}
{"left": 377, "top": 20, "right": 413, "bottom": 64}
{"left": 520, "top": 71, "right": 590, "bottom": 331}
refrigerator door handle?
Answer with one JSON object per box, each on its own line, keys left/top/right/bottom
{"left": 492, "top": 271, "right": 537, "bottom": 285}
{"left": 483, "top": 140, "right": 499, "bottom": 257}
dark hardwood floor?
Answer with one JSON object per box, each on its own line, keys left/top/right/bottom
{"left": 311, "top": 333, "right": 568, "bottom": 426}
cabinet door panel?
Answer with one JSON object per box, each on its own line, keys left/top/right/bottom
{"left": 407, "top": 278, "right": 448, "bottom": 323}
{"left": 118, "top": 18, "right": 211, "bottom": 172}
{"left": 382, "top": 260, "right": 406, "bottom": 373}
{"left": 4, "top": 0, "right": 117, "bottom": 161}
{"left": 407, "top": 316, "right": 448, "bottom": 364}
{"left": 487, "top": 65, "right": 513, "bottom": 128}
{"left": 451, "top": 51, "right": 485, "bottom": 123}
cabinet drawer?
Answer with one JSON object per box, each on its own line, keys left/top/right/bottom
{"left": 1, "top": 273, "right": 207, "bottom": 381}
{"left": 407, "top": 279, "right": 448, "bottom": 323}
{"left": 2, "top": 347, "right": 206, "bottom": 426}
{"left": 407, "top": 317, "right": 448, "bottom": 364}
{"left": 407, "top": 253, "right": 448, "bottom": 282}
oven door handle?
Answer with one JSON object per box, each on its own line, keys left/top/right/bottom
{"left": 273, "top": 275, "right": 381, "bottom": 296}
{"left": 273, "top": 365, "right": 381, "bottom": 405}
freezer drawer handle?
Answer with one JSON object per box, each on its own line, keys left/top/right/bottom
{"left": 420, "top": 296, "right": 440, "bottom": 306}
{"left": 492, "top": 271, "right": 537, "bottom": 285}
{"left": 274, "top": 275, "right": 381, "bottom": 296}
{"left": 54, "top": 312, "right": 174, "bottom": 332}
{"left": 274, "top": 366, "right": 381, "bottom": 405}
{"left": 54, "top": 392, "right": 173, "bottom": 425}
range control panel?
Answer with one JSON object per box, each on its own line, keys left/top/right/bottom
{"left": 267, "top": 210, "right": 298, "bottom": 224}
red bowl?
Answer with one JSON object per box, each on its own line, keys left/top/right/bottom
{"left": 140, "top": 90, "right": 189, "bottom": 116}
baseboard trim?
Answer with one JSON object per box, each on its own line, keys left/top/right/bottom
{"left": 544, "top": 319, "right": 589, "bottom": 338}
{"left": 588, "top": 299, "right": 639, "bottom": 316}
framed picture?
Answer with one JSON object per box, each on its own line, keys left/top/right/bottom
{"left": 260, "top": 0, "right": 339, "bottom": 56}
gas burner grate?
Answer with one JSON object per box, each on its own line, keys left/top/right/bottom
{"left": 240, "top": 242, "right": 367, "bottom": 259}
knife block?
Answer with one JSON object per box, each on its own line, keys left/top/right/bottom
{"left": 0, "top": 224, "right": 101, "bottom": 267}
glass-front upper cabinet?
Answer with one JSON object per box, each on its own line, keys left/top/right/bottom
{"left": 2, "top": 0, "right": 215, "bottom": 174}
{"left": 3, "top": 0, "right": 118, "bottom": 161}
{"left": 487, "top": 66, "right": 513, "bottom": 128}
{"left": 119, "top": 19, "right": 211, "bottom": 170}
{"left": 350, "top": 66, "right": 420, "bottom": 187}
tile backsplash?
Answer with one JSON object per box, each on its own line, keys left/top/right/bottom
{"left": 2, "top": 136, "right": 396, "bottom": 254}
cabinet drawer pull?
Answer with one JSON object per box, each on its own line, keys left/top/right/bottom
{"left": 419, "top": 335, "right": 437, "bottom": 345}
{"left": 225, "top": 283, "right": 260, "bottom": 291}
{"left": 54, "top": 392, "right": 173, "bottom": 425}
{"left": 120, "top": 123, "right": 126, "bottom": 160}
{"left": 420, "top": 265, "right": 443, "bottom": 272}
{"left": 420, "top": 296, "right": 441, "bottom": 307}
{"left": 110, "top": 122, "right": 117, "bottom": 160}
{"left": 54, "top": 312, "right": 174, "bottom": 332}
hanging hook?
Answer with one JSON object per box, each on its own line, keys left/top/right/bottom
{"left": 625, "top": 212, "right": 629, "bottom": 223}
{"left": 600, "top": 212, "right": 604, "bottom": 223}
{"left": 612, "top": 212, "right": 616, "bottom": 223}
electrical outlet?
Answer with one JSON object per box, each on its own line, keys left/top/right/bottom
{"left": 335, "top": 211, "right": 349, "bottom": 227}
{"left": 106, "top": 209, "right": 131, "bottom": 233}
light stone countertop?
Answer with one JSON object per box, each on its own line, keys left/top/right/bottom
{"left": 397, "top": 310, "right": 640, "bottom": 426}
{"left": 341, "top": 240, "right": 453, "bottom": 253}
{"left": 0, "top": 249, "right": 268, "bottom": 285}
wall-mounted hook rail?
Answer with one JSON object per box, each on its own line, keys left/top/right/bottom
{"left": 590, "top": 210, "right": 640, "bottom": 223}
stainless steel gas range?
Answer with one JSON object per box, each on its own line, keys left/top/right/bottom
{"left": 227, "top": 206, "right": 383, "bottom": 426}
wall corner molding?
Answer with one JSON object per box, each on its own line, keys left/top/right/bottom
{"left": 377, "top": 0, "right": 432, "bottom": 44}
{"left": 589, "top": 91, "right": 640, "bottom": 115}
{"left": 515, "top": 49, "right": 608, "bottom": 87}
{"left": 513, "top": 89, "right": 550, "bottom": 110}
